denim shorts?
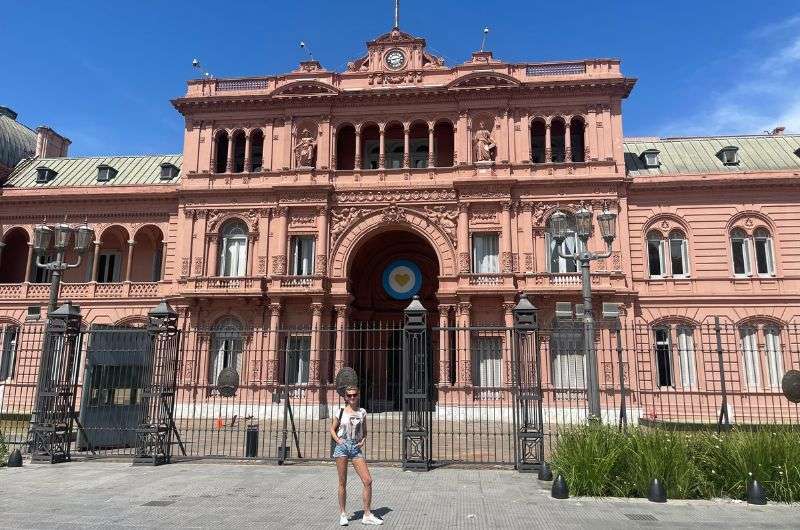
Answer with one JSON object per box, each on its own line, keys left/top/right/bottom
{"left": 333, "top": 439, "right": 363, "bottom": 460}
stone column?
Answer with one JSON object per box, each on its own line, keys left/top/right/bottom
{"left": 316, "top": 206, "right": 328, "bottom": 275}
{"left": 159, "top": 240, "right": 167, "bottom": 280}
{"left": 565, "top": 121, "right": 572, "bottom": 162}
{"left": 243, "top": 131, "right": 252, "bottom": 172}
{"left": 247, "top": 236, "right": 256, "bottom": 276}
{"left": 354, "top": 127, "right": 362, "bottom": 169}
{"left": 272, "top": 207, "right": 288, "bottom": 275}
{"left": 310, "top": 302, "right": 324, "bottom": 382}
{"left": 427, "top": 122, "right": 435, "bottom": 168}
{"left": 378, "top": 126, "right": 386, "bottom": 169}
{"left": 403, "top": 123, "right": 410, "bottom": 168}
{"left": 330, "top": 127, "right": 337, "bottom": 170}
{"left": 333, "top": 304, "right": 349, "bottom": 373}
{"left": 518, "top": 204, "right": 534, "bottom": 273}
{"left": 225, "top": 134, "right": 234, "bottom": 173}
{"left": 438, "top": 305, "right": 451, "bottom": 386}
{"left": 501, "top": 202, "right": 512, "bottom": 273}
{"left": 266, "top": 301, "right": 282, "bottom": 382}
{"left": 124, "top": 240, "right": 136, "bottom": 282}
{"left": 502, "top": 300, "right": 515, "bottom": 384}
{"left": 263, "top": 121, "right": 274, "bottom": 171}
{"left": 90, "top": 241, "right": 101, "bottom": 281}
{"left": 457, "top": 203, "right": 470, "bottom": 274}
{"left": 318, "top": 116, "right": 331, "bottom": 170}
{"left": 456, "top": 301, "right": 472, "bottom": 385}
{"left": 207, "top": 234, "right": 219, "bottom": 276}
{"left": 545, "top": 123, "right": 552, "bottom": 163}
{"left": 24, "top": 243, "right": 34, "bottom": 282}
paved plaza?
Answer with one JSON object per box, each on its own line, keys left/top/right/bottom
{"left": 1, "top": 460, "right": 798, "bottom": 528}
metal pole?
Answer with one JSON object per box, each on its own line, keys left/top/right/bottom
{"left": 47, "top": 250, "right": 65, "bottom": 314}
{"left": 714, "top": 317, "right": 730, "bottom": 432}
{"left": 581, "top": 250, "right": 601, "bottom": 422}
{"left": 614, "top": 320, "right": 627, "bottom": 429}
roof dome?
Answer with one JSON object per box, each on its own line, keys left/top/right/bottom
{"left": 0, "top": 106, "right": 36, "bottom": 170}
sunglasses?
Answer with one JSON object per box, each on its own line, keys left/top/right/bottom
{"left": 345, "top": 393, "right": 359, "bottom": 398}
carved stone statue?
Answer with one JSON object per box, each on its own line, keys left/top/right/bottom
{"left": 294, "top": 128, "right": 317, "bottom": 168}
{"left": 473, "top": 121, "right": 496, "bottom": 162}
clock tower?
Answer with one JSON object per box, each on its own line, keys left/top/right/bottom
{"left": 345, "top": 27, "right": 446, "bottom": 73}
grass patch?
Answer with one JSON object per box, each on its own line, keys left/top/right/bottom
{"left": 551, "top": 425, "right": 800, "bottom": 502}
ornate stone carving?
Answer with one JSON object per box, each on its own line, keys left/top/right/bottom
{"left": 257, "top": 256, "right": 267, "bottom": 275}
{"left": 336, "top": 189, "right": 457, "bottom": 203}
{"left": 458, "top": 252, "right": 470, "bottom": 274}
{"left": 315, "top": 254, "right": 327, "bottom": 275}
{"left": 473, "top": 121, "right": 497, "bottom": 162}
{"left": 193, "top": 257, "right": 204, "bottom": 276}
{"left": 470, "top": 207, "right": 498, "bottom": 225}
{"left": 524, "top": 253, "right": 533, "bottom": 271}
{"left": 181, "top": 258, "right": 190, "bottom": 277}
{"left": 422, "top": 206, "right": 458, "bottom": 244}
{"left": 289, "top": 213, "right": 316, "bottom": 227}
{"left": 331, "top": 208, "right": 365, "bottom": 241}
{"left": 501, "top": 252, "right": 513, "bottom": 273}
{"left": 272, "top": 255, "right": 286, "bottom": 275}
{"left": 381, "top": 204, "right": 407, "bottom": 224}
{"left": 294, "top": 128, "right": 317, "bottom": 168}
{"left": 459, "top": 186, "right": 510, "bottom": 200}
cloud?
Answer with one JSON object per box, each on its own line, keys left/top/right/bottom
{"left": 659, "top": 17, "right": 800, "bottom": 137}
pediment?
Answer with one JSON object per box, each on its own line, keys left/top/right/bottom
{"left": 368, "top": 28, "right": 425, "bottom": 46}
{"left": 447, "top": 72, "right": 520, "bottom": 90}
{"left": 271, "top": 80, "right": 340, "bottom": 98}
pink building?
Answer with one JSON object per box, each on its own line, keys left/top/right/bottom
{"left": 1, "top": 26, "right": 799, "bottom": 461}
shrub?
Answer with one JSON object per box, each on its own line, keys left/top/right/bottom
{"left": 551, "top": 425, "right": 800, "bottom": 502}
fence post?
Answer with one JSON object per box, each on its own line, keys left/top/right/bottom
{"left": 28, "top": 300, "right": 83, "bottom": 464}
{"left": 402, "top": 296, "right": 431, "bottom": 471}
{"left": 133, "top": 300, "right": 182, "bottom": 466}
{"left": 614, "top": 319, "right": 627, "bottom": 430}
{"left": 512, "top": 294, "right": 543, "bottom": 473}
{"left": 714, "top": 317, "right": 730, "bottom": 432}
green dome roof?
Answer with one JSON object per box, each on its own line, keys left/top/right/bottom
{"left": 0, "top": 106, "right": 36, "bottom": 170}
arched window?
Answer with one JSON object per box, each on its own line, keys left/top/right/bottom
{"left": 730, "top": 228, "right": 751, "bottom": 276}
{"left": 753, "top": 228, "right": 775, "bottom": 276}
{"left": 210, "top": 317, "right": 243, "bottom": 386}
{"left": 530, "top": 120, "right": 546, "bottom": 163}
{"left": 740, "top": 323, "right": 784, "bottom": 390}
{"left": 232, "top": 130, "right": 246, "bottom": 173}
{"left": 547, "top": 214, "right": 578, "bottom": 273}
{"left": 433, "top": 120, "right": 454, "bottom": 167}
{"left": 550, "top": 118, "right": 566, "bottom": 163}
{"left": 647, "top": 231, "right": 665, "bottom": 277}
{"left": 0, "top": 324, "right": 19, "bottom": 380}
{"left": 668, "top": 230, "right": 689, "bottom": 277}
{"left": 652, "top": 324, "right": 697, "bottom": 388}
{"left": 570, "top": 117, "right": 585, "bottom": 162}
{"left": 214, "top": 131, "right": 229, "bottom": 174}
{"left": 335, "top": 124, "right": 356, "bottom": 170}
{"left": 249, "top": 129, "right": 264, "bottom": 172}
{"left": 218, "top": 220, "right": 248, "bottom": 277}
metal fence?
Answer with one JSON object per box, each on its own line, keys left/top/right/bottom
{"left": 1, "top": 314, "right": 799, "bottom": 467}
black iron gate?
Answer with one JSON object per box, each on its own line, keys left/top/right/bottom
{"left": 401, "top": 297, "right": 432, "bottom": 470}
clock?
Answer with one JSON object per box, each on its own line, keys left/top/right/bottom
{"left": 385, "top": 49, "right": 406, "bottom": 70}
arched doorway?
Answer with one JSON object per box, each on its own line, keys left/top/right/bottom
{"left": 345, "top": 229, "right": 440, "bottom": 411}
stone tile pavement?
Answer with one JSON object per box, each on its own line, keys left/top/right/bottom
{"left": 1, "top": 460, "right": 797, "bottom": 529}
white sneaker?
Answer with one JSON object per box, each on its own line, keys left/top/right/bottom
{"left": 362, "top": 513, "right": 383, "bottom": 525}
{"left": 340, "top": 513, "right": 349, "bottom": 526}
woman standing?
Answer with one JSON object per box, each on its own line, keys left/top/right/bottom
{"left": 331, "top": 386, "right": 383, "bottom": 526}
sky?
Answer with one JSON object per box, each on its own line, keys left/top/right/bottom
{"left": 2, "top": 1, "right": 799, "bottom": 157}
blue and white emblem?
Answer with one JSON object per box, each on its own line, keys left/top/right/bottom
{"left": 382, "top": 260, "right": 422, "bottom": 300}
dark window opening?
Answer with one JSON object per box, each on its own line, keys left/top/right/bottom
{"left": 550, "top": 118, "right": 566, "bottom": 163}
{"left": 531, "top": 120, "right": 546, "bottom": 163}
{"left": 214, "top": 131, "right": 229, "bottom": 173}
{"left": 570, "top": 118, "right": 585, "bottom": 162}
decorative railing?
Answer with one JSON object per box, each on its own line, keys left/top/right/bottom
{"left": 95, "top": 283, "right": 126, "bottom": 298}
{"left": 27, "top": 284, "right": 50, "bottom": 298}
{"left": 191, "top": 277, "right": 263, "bottom": 291}
{"left": 468, "top": 274, "right": 504, "bottom": 285}
{"left": 549, "top": 274, "right": 582, "bottom": 286}
{"left": 128, "top": 282, "right": 160, "bottom": 298}
{"left": 526, "top": 62, "right": 586, "bottom": 77}
{"left": 280, "top": 276, "right": 313, "bottom": 288}
{"left": 216, "top": 79, "right": 269, "bottom": 92}
{"left": 0, "top": 284, "right": 23, "bottom": 298}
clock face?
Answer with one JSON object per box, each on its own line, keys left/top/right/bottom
{"left": 385, "top": 49, "right": 406, "bottom": 70}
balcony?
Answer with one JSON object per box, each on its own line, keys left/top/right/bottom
{"left": 521, "top": 272, "right": 626, "bottom": 292}
{"left": 179, "top": 276, "right": 266, "bottom": 297}
{"left": 0, "top": 282, "right": 166, "bottom": 301}
{"left": 459, "top": 274, "right": 515, "bottom": 290}
{"left": 271, "top": 275, "right": 325, "bottom": 293}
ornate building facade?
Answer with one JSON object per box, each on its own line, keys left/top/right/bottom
{"left": 2, "top": 27, "right": 800, "bottom": 421}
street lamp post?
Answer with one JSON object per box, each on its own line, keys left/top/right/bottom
{"left": 33, "top": 221, "right": 95, "bottom": 314}
{"left": 549, "top": 204, "right": 617, "bottom": 422}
